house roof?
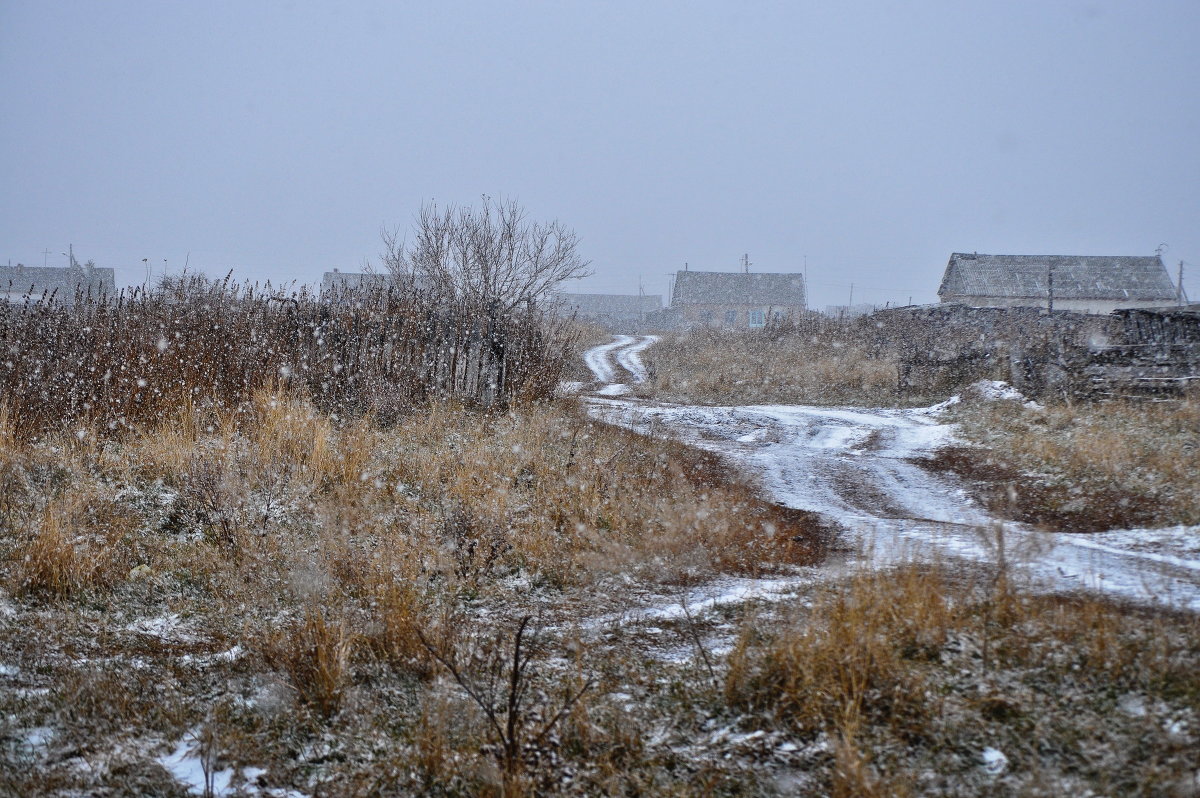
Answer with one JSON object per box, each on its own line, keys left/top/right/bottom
{"left": 320, "top": 271, "right": 396, "bottom": 292}
{"left": 554, "top": 292, "right": 662, "bottom": 315}
{"left": 0, "top": 265, "right": 116, "bottom": 299}
{"left": 938, "top": 254, "right": 1177, "bottom": 301}
{"left": 672, "top": 270, "right": 806, "bottom": 306}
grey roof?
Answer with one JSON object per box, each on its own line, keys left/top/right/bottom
{"left": 672, "top": 270, "right": 806, "bottom": 306}
{"left": 320, "top": 271, "right": 396, "bottom": 293}
{"left": 938, "top": 254, "right": 1177, "bottom": 301}
{"left": 1, "top": 264, "right": 116, "bottom": 301}
{"left": 554, "top": 292, "right": 662, "bottom": 315}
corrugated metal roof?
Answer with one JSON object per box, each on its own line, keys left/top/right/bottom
{"left": 672, "top": 270, "right": 806, "bottom": 306}
{"left": 938, "top": 254, "right": 1177, "bottom": 300}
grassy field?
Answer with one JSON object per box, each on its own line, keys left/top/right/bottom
{"left": 638, "top": 325, "right": 904, "bottom": 407}
{"left": 3, "top": 302, "right": 1199, "bottom": 795}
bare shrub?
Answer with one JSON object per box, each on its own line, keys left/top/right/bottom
{"left": 0, "top": 270, "right": 579, "bottom": 441}
{"left": 382, "top": 196, "right": 592, "bottom": 313}
{"left": 418, "top": 614, "right": 595, "bottom": 788}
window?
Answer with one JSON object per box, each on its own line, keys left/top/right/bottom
{"left": 724, "top": 310, "right": 738, "bottom": 325}
{"left": 748, "top": 309, "right": 765, "bottom": 328}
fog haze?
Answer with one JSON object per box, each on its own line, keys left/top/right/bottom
{"left": 2, "top": 1, "right": 1197, "bottom": 309}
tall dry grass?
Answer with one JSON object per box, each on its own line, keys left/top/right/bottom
{"left": 725, "top": 564, "right": 1200, "bottom": 795}
{"left": 944, "top": 395, "right": 1200, "bottom": 529}
{"left": 642, "top": 323, "right": 901, "bottom": 406}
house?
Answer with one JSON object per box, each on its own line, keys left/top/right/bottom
{"left": 1, "top": 262, "right": 116, "bottom": 304}
{"left": 553, "top": 292, "right": 662, "bottom": 326}
{"left": 937, "top": 253, "right": 1179, "bottom": 314}
{"left": 670, "top": 270, "right": 806, "bottom": 328}
{"left": 320, "top": 270, "right": 396, "bottom": 295}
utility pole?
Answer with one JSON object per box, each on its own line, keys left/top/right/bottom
{"left": 741, "top": 253, "right": 751, "bottom": 273}
{"left": 1047, "top": 263, "right": 1054, "bottom": 312}
{"left": 42, "top": 248, "right": 51, "bottom": 267}
{"left": 803, "top": 255, "right": 808, "bottom": 310}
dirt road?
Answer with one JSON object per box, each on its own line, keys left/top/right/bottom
{"left": 582, "top": 336, "right": 1200, "bottom": 611}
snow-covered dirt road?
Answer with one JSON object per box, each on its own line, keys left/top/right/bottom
{"left": 583, "top": 334, "right": 659, "bottom": 387}
{"left": 580, "top": 337, "right": 1200, "bottom": 612}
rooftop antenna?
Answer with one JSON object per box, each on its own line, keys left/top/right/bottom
{"left": 1155, "top": 243, "right": 1169, "bottom": 258}
{"left": 741, "top": 253, "right": 751, "bottom": 273}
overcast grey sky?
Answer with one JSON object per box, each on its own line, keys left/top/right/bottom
{"left": 2, "top": 1, "right": 1197, "bottom": 309}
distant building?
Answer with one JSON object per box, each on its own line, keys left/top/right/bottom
{"left": 671, "top": 270, "right": 806, "bottom": 328}
{"left": 824, "top": 303, "right": 877, "bottom": 319}
{"left": 1, "top": 262, "right": 116, "bottom": 304}
{"left": 554, "top": 292, "right": 662, "bottom": 325}
{"left": 320, "top": 270, "right": 396, "bottom": 295}
{"left": 937, "top": 253, "right": 1179, "bottom": 314}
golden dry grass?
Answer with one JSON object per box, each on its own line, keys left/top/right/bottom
{"left": 263, "top": 609, "right": 357, "bottom": 717}
{"left": 725, "top": 563, "right": 1200, "bottom": 796}
{"left": 944, "top": 396, "right": 1200, "bottom": 529}
{"left": 641, "top": 327, "right": 902, "bottom": 406}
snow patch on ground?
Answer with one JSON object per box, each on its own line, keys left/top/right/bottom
{"left": 981, "top": 746, "right": 1008, "bottom": 775}
{"left": 159, "top": 735, "right": 308, "bottom": 797}
{"left": 583, "top": 335, "right": 633, "bottom": 383}
{"left": 127, "top": 612, "right": 199, "bottom": 643}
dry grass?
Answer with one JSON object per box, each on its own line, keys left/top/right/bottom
{"left": 263, "top": 609, "right": 357, "bottom": 717}
{"left": 0, "top": 387, "right": 833, "bottom": 789}
{"left": 725, "top": 564, "right": 1200, "bottom": 796}
{"left": 0, "top": 273, "right": 576, "bottom": 440}
{"left": 641, "top": 325, "right": 903, "bottom": 406}
{"left": 11, "top": 490, "right": 137, "bottom": 599}
{"left": 3, "top": 302, "right": 1196, "bottom": 794}
{"left": 939, "top": 395, "right": 1200, "bottom": 529}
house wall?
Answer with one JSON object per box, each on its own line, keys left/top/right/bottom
{"left": 941, "top": 295, "right": 1177, "bottom": 315}
{"left": 676, "top": 303, "right": 803, "bottom": 327}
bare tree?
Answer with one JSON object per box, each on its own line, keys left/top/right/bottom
{"left": 381, "top": 197, "right": 591, "bottom": 312}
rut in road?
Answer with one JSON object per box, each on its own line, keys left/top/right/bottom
{"left": 583, "top": 334, "right": 658, "bottom": 385}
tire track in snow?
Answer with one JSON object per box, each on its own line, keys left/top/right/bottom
{"left": 583, "top": 335, "right": 634, "bottom": 383}
{"left": 614, "top": 335, "right": 659, "bottom": 384}
{"left": 583, "top": 335, "right": 658, "bottom": 385}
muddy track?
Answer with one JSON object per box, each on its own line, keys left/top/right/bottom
{"left": 580, "top": 337, "right": 1200, "bottom": 611}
